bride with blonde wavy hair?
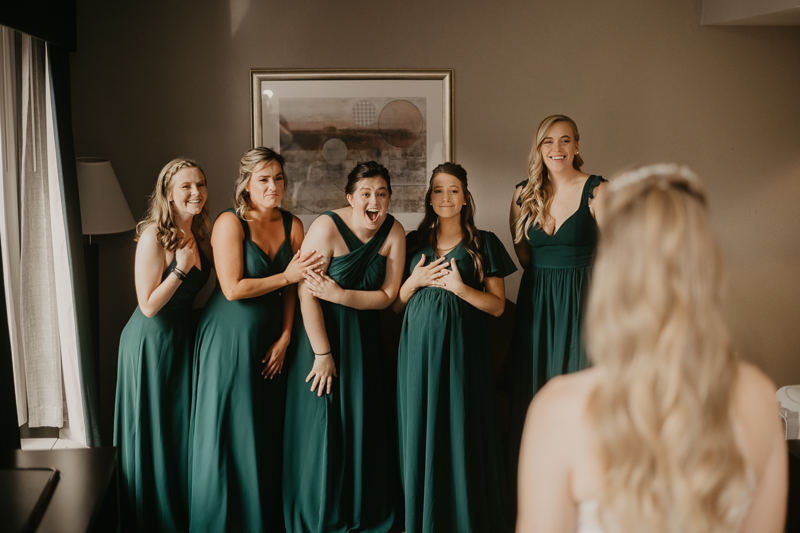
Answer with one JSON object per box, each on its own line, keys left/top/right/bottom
{"left": 516, "top": 164, "right": 787, "bottom": 533}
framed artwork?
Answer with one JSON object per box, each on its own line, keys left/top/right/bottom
{"left": 250, "top": 69, "right": 454, "bottom": 229}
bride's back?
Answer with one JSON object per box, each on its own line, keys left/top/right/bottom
{"left": 517, "top": 165, "right": 787, "bottom": 533}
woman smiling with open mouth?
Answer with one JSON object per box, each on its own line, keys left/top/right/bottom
{"left": 282, "top": 161, "right": 405, "bottom": 533}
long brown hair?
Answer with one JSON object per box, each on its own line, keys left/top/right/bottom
{"left": 135, "top": 158, "right": 209, "bottom": 251}
{"left": 413, "top": 162, "right": 486, "bottom": 282}
{"left": 587, "top": 164, "right": 749, "bottom": 533}
{"left": 514, "top": 114, "right": 584, "bottom": 243}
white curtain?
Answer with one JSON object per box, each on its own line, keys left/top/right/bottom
{"left": 0, "top": 27, "right": 90, "bottom": 444}
{"left": 0, "top": 26, "right": 26, "bottom": 427}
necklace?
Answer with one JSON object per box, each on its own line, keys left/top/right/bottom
{"left": 435, "top": 237, "right": 462, "bottom": 257}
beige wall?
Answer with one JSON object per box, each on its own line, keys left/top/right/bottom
{"left": 70, "top": 0, "right": 800, "bottom": 438}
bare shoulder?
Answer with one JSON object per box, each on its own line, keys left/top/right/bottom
{"left": 733, "top": 362, "right": 783, "bottom": 472}
{"left": 734, "top": 362, "right": 779, "bottom": 420}
{"left": 389, "top": 218, "right": 405, "bottom": 240}
{"left": 137, "top": 223, "right": 159, "bottom": 245}
{"left": 528, "top": 369, "right": 599, "bottom": 430}
{"left": 136, "top": 224, "right": 166, "bottom": 256}
{"left": 303, "top": 213, "right": 339, "bottom": 253}
{"left": 306, "top": 212, "right": 336, "bottom": 238}
{"left": 213, "top": 210, "right": 242, "bottom": 231}
{"left": 289, "top": 213, "right": 305, "bottom": 238}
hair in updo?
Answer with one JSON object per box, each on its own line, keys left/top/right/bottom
{"left": 234, "top": 147, "right": 286, "bottom": 218}
{"left": 413, "top": 162, "right": 486, "bottom": 281}
{"left": 345, "top": 161, "right": 392, "bottom": 196}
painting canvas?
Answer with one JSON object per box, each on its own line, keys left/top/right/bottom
{"left": 251, "top": 70, "right": 453, "bottom": 228}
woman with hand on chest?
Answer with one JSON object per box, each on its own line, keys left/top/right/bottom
{"left": 115, "top": 158, "right": 212, "bottom": 532}
{"left": 189, "top": 148, "right": 321, "bottom": 532}
{"left": 394, "top": 162, "right": 517, "bottom": 533}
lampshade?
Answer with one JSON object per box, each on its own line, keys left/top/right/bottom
{"left": 75, "top": 157, "right": 136, "bottom": 235}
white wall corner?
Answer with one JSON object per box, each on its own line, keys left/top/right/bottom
{"left": 702, "top": 0, "right": 800, "bottom": 25}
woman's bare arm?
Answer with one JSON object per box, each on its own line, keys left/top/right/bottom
{"left": 213, "top": 211, "right": 321, "bottom": 301}
{"left": 135, "top": 225, "right": 192, "bottom": 318}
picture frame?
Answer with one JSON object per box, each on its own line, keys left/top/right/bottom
{"left": 250, "top": 69, "right": 454, "bottom": 229}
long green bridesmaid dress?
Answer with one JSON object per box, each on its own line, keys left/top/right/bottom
{"left": 188, "top": 209, "right": 293, "bottom": 532}
{"left": 507, "top": 174, "right": 605, "bottom": 496}
{"left": 283, "top": 212, "right": 400, "bottom": 533}
{"left": 114, "top": 242, "right": 210, "bottom": 533}
{"left": 397, "top": 231, "right": 517, "bottom": 533}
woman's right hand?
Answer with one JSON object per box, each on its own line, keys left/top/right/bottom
{"left": 407, "top": 254, "right": 449, "bottom": 291}
{"left": 306, "top": 353, "right": 338, "bottom": 396}
{"left": 283, "top": 249, "right": 325, "bottom": 285}
{"left": 174, "top": 237, "right": 197, "bottom": 272}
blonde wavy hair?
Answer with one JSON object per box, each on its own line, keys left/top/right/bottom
{"left": 233, "top": 147, "right": 286, "bottom": 219}
{"left": 586, "top": 164, "right": 749, "bottom": 533}
{"left": 135, "top": 158, "right": 209, "bottom": 251}
{"left": 514, "top": 114, "right": 584, "bottom": 244}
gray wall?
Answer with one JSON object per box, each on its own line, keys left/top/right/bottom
{"left": 70, "top": 0, "right": 800, "bottom": 441}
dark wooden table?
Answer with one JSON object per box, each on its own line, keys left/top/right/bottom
{"left": 0, "top": 447, "right": 117, "bottom": 532}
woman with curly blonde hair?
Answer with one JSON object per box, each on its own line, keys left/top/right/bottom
{"left": 508, "top": 114, "right": 607, "bottom": 495}
{"left": 115, "top": 158, "right": 213, "bottom": 532}
{"left": 516, "top": 164, "right": 787, "bottom": 533}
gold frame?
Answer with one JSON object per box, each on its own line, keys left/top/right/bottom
{"left": 249, "top": 68, "right": 454, "bottom": 161}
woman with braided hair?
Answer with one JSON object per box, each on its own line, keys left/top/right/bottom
{"left": 115, "top": 158, "right": 212, "bottom": 532}
{"left": 507, "top": 115, "right": 607, "bottom": 495}
{"left": 516, "top": 164, "right": 786, "bottom": 533}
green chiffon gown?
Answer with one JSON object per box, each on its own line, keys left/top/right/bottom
{"left": 283, "top": 212, "right": 400, "bottom": 533}
{"left": 397, "top": 231, "right": 517, "bottom": 533}
{"left": 188, "top": 209, "right": 293, "bottom": 532}
{"left": 507, "top": 174, "right": 605, "bottom": 496}
{"left": 114, "top": 243, "right": 210, "bottom": 533}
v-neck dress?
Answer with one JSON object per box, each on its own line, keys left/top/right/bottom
{"left": 114, "top": 238, "right": 210, "bottom": 533}
{"left": 188, "top": 208, "right": 293, "bottom": 533}
{"left": 507, "top": 175, "right": 605, "bottom": 499}
{"left": 283, "top": 212, "right": 400, "bottom": 533}
{"left": 397, "top": 230, "right": 517, "bottom": 533}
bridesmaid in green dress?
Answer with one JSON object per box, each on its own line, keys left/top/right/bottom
{"left": 507, "top": 115, "right": 607, "bottom": 500}
{"left": 282, "top": 161, "right": 406, "bottom": 533}
{"left": 393, "top": 163, "right": 517, "bottom": 533}
{"left": 188, "top": 148, "right": 322, "bottom": 532}
{"left": 115, "top": 158, "right": 212, "bottom": 532}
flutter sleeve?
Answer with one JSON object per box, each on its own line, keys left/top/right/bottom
{"left": 515, "top": 179, "right": 529, "bottom": 207}
{"left": 481, "top": 231, "right": 518, "bottom": 278}
{"left": 403, "top": 230, "right": 420, "bottom": 280}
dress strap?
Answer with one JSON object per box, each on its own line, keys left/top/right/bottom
{"left": 582, "top": 175, "right": 606, "bottom": 202}
{"left": 222, "top": 207, "right": 251, "bottom": 239}
{"left": 324, "top": 211, "right": 395, "bottom": 253}
{"left": 515, "top": 179, "right": 529, "bottom": 207}
{"left": 324, "top": 211, "right": 360, "bottom": 251}
{"left": 280, "top": 209, "right": 293, "bottom": 242}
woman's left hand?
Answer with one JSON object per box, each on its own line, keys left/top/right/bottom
{"left": 440, "top": 259, "right": 466, "bottom": 297}
{"left": 303, "top": 269, "right": 345, "bottom": 303}
{"left": 262, "top": 334, "right": 289, "bottom": 379}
